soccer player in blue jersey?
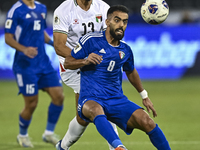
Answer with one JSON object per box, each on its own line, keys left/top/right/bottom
{"left": 61, "top": 5, "right": 171, "bottom": 150}
{"left": 4, "top": 0, "right": 64, "bottom": 148}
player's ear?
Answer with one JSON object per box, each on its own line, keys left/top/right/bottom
{"left": 105, "top": 19, "right": 110, "bottom": 27}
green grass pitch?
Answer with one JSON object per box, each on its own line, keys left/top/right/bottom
{"left": 0, "top": 77, "right": 200, "bottom": 150}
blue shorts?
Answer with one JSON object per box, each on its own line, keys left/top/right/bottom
{"left": 78, "top": 96, "right": 142, "bottom": 135}
{"left": 14, "top": 70, "right": 62, "bottom": 96}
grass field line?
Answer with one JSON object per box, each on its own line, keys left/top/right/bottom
{"left": 7, "top": 141, "right": 200, "bottom": 146}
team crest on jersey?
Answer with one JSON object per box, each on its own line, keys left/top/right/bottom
{"left": 96, "top": 14, "right": 102, "bottom": 23}
{"left": 73, "top": 19, "right": 79, "bottom": 24}
{"left": 54, "top": 16, "right": 60, "bottom": 24}
{"left": 41, "top": 13, "right": 46, "bottom": 19}
{"left": 119, "top": 51, "right": 125, "bottom": 59}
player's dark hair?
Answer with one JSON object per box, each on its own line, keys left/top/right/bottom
{"left": 107, "top": 5, "right": 129, "bottom": 18}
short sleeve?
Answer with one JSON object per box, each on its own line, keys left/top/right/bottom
{"left": 53, "top": 6, "right": 70, "bottom": 35}
{"left": 4, "top": 9, "right": 19, "bottom": 34}
{"left": 71, "top": 38, "right": 89, "bottom": 59}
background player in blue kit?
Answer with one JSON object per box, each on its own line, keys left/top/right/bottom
{"left": 62, "top": 5, "right": 171, "bottom": 150}
{"left": 4, "top": 0, "right": 64, "bottom": 147}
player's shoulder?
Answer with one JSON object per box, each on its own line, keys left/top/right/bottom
{"left": 7, "top": 1, "right": 23, "bottom": 18}
{"left": 120, "top": 40, "right": 132, "bottom": 50}
{"left": 35, "top": 1, "right": 47, "bottom": 9}
{"left": 80, "top": 31, "right": 104, "bottom": 45}
{"left": 93, "top": 0, "right": 110, "bottom": 10}
{"left": 54, "top": 0, "right": 75, "bottom": 14}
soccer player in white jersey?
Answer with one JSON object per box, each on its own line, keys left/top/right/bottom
{"left": 53, "top": 0, "right": 118, "bottom": 149}
{"left": 63, "top": 5, "right": 171, "bottom": 150}
{"left": 4, "top": 0, "right": 64, "bottom": 148}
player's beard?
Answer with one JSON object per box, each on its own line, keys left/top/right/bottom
{"left": 110, "top": 27, "right": 124, "bottom": 40}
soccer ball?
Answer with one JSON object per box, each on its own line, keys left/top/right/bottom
{"left": 141, "top": 0, "right": 169, "bottom": 25}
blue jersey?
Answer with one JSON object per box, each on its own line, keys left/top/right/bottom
{"left": 5, "top": 0, "right": 52, "bottom": 74}
{"left": 71, "top": 31, "right": 135, "bottom": 100}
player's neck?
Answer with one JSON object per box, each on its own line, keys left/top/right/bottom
{"left": 22, "top": 0, "right": 35, "bottom": 8}
{"left": 105, "top": 30, "right": 120, "bottom": 47}
{"left": 76, "top": 0, "right": 92, "bottom": 11}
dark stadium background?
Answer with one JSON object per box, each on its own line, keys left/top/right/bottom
{"left": 0, "top": 1, "right": 200, "bottom": 150}
{"left": 0, "top": 0, "right": 200, "bottom": 80}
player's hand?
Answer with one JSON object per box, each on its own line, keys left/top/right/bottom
{"left": 84, "top": 53, "right": 103, "bottom": 65}
{"left": 142, "top": 97, "right": 157, "bottom": 117}
{"left": 23, "top": 47, "right": 38, "bottom": 58}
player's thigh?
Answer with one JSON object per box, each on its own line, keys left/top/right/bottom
{"left": 127, "top": 109, "right": 156, "bottom": 132}
{"left": 60, "top": 69, "right": 80, "bottom": 93}
{"left": 39, "top": 71, "right": 64, "bottom": 104}
{"left": 82, "top": 100, "right": 105, "bottom": 121}
{"left": 105, "top": 98, "right": 142, "bottom": 134}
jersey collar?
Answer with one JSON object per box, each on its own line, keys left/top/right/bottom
{"left": 74, "top": 0, "right": 93, "bottom": 7}
{"left": 19, "top": 0, "right": 36, "bottom": 9}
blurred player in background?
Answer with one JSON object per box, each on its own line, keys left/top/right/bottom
{"left": 53, "top": 0, "right": 118, "bottom": 149}
{"left": 4, "top": 0, "right": 64, "bottom": 147}
{"left": 62, "top": 5, "right": 171, "bottom": 150}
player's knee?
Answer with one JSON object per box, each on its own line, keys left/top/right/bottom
{"left": 57, "top": 92, "right": 64, "bottom": 103}
{"left": 83, "top": 105, "right": 101, "bottom": 121}
{"left": 53, "top": 90, "right": 64, "bottom": 105}
{"left": 141, "top": 115, "right": 156, "bottom": 132}
{"left": 25, "top": 101, "right": 38, "bottom": 113}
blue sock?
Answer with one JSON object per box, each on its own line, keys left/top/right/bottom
{"left": 147, "top": 124, "right": 171, "bottom": 150}
{"left": 93, "top": 115, "right": 122, "bottom": 148}
{"left": 19, "top": 115, "right": 31, "bottom": 135}
{"left": 46, "top": 103, "right": 63, "bottom": 131}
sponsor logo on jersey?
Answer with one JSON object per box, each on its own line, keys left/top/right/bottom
{"left": 41, "top": 13, "right": 46, "bottom": 19}
{"left": 5, "top": 19, "right": 13, "bottom": 29}
{"left": 99, "top": 48, "right": 106, "bottom": 54}
{"left": 119, "top": 51, "right": 125, "bottom": 59}
{"left": 73, "top": 19, "right": 79, "bottom": 24}
{"left": 96, "top": 14, "right": 102, "bottom": 23}
{"left": 54, "top": 16, "right": 60, "bottom": 25}
{"left": 25, "top": 13, "right": 31, "bottom": 19}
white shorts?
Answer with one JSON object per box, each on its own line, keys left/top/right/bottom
{"left": 60, "top": 67, "right": 80, "bottom": 94}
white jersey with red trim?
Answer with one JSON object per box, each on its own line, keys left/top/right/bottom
{"left": 53, "top": 0, "right": 109, "bottom": 93}
{"left": 53, "top": 0, "right": 109, "bottom": 65}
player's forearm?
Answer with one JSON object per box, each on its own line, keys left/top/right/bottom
{"left": 54, "top": 44, "right": 71, "bottom": 58}
{"left": 5, "top": 33, "right": 27, "bottom": 52}
{"left": 64, "top": 55, "right": 86, "bottom": 70}
{"left": 53, "top": 32, "right": 70, "bottom": 57}
{"left": 126, "top": 68, "right": 144, "bottom": 93}
{"left": 44, "top": 31, "right": 53, "bottom": 46}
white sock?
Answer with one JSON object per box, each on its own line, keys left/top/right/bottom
{"left": 108, "top": 121, "right": 119, "bottom": 150}
{"left": 18, "top": 134, "right": 29, "bottom": 137}
{"left": 44, "top": 130, "right": 54, "bottom": 135}
{"left": 61, "top": 116, "right": 87, "bottom": 149}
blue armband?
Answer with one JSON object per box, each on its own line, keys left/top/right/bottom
{"left": 48, "top": 40, "right": 54, "bottom": 46}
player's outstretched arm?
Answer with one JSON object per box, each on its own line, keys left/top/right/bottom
{"left": 64, "top": 53, "right": 103, "bottom": 70}
{"left": 5, "top": 33, "right": 38, "bottom": 58}
{"left": 126, "top": 68, "right": 157, "bottom": 117}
